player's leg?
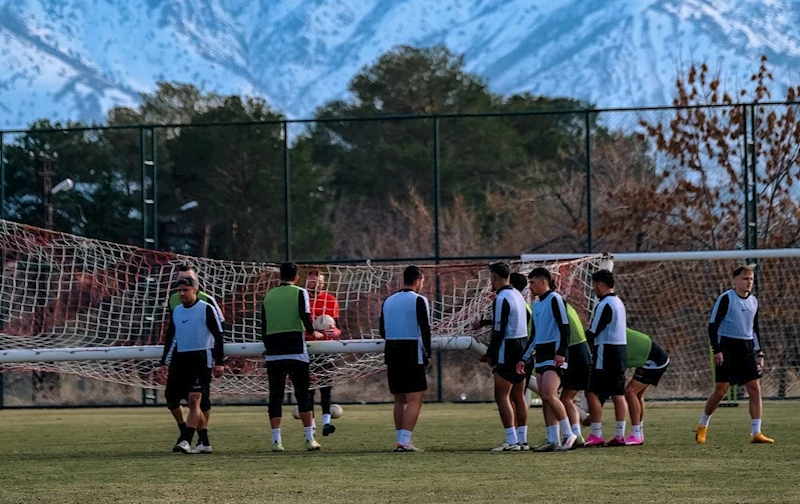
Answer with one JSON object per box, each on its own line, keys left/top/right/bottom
{"left": 696, "top": 380, "right": 729, "bottom": 444}
{"left": 289, "top": 360, "right": 320, "bottom": 450}
{"left": 193, "top": 369, "right": 213, "bottom": 453}
{"left": 510, "top": 379, "right": 528, "bottom": 449}
{"left": 321, "top": 386, "right": 336, "bottom": 436}
{"left": 624, "top": 379, "right": 648, "bottom": 445}
{"left": 560, "top": 389, "right": 584, "bottom": 446}
{"left": 541, "top": 369, "right": 576, "bottom": 450}
{"left": 393, "top": 392, "right": 406, "bottom": 443}
{"left": 176, "top": 390, "right": 203, "bottom": 454}
{"left": 266, "top": 361, "right": 288, "bottom": 451}
{"left": 164, "top": 364, "right": 186, "bottom": 452}
{"left": 746, "top": 378, "right": 773, "bottom": 443}
{"left": 585, "top": 362, "right": 608, "bottom": 447}
{"left": 491, "top": 372, "right": 520, "bottom": 451}
{"left": 400, "top": 390, "right": 425, "bottom": 451}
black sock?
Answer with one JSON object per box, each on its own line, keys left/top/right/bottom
{"left": 198, "top": 429, "right": 209, "bottom": 445}
{"left": 177, "top": 422, "right": 187, "bottom": 436}
{"left": 183, "top": 427, "right": 196, "bottom": 444}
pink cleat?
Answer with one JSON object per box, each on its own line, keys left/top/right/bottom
{"left": 584, "top": 434, "right": 605, "bottom": 447}
{"left": 624, "top": 434, "right": 644, "bottom": 446}
{"left": 606, "top": 436, "right": 626, "bottom": 447}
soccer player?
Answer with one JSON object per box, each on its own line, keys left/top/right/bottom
{"left": 509, "top": 272, "right": 532, "bottom": 449}
{"left": 517, "top": 268, "right": 577, "bottom": 451}
{"left": 482, "top": 262, "right": 529, "bottom": 452}
{"left": 584, "top": 269, "right": 628, "bottom": 447}
{"left": 560, "top": 301, "right": 592, "bottom": 447}
{"left": 380, "top": 265, "right": 431, "bottom": 452}
{"left": 696, "top": 265, "right": 773, "bottom": 444}
{"left": 261, "top": 262, "right": 324, "bottom": 452}
{"left": 165, "top": 265, "right": 225, "bottom": 452}
{"left": 306, "top": 270, "right": 342, "bottom": 436}
{"left": 161, "top": 276, "right": 225, "bottom": 454}
{"left": 623, "top": 328, "right": 669, "bottom": 445}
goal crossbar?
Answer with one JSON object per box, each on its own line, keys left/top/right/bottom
{"left": 521, "top": 249, "right": 800, "bottom": 262}
{"left": 0, "top": 336, "right": 487, "bottom": 364}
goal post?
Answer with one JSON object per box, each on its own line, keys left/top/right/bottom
{"left": 523, "top": 248, "right": 800, "bottom": 401}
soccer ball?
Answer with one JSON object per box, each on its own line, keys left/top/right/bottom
{"left": 330, "top": 403, "right": 343, "bottom": 419}
{"left": 313, "top": 314, "right": 336, "bottom": 331}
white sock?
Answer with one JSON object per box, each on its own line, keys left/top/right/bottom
{"left": 271, "top": 428, "right": 281, "bottom": 444}
{"left": 505, "top": 427, "right": 518, "bottom": 445}
{"left": 516, "top": 425, "right": 528, "bottom": 444}
{"left": 399, "top": 429, "right": 412, "bottom": 446}
{"left": 558, "top": 418, "right": 572, "bottom": 441}
{"left": 396, "top": 429, "right": 402, "bottom": 444}
{"left": 640, "top": 421, "right": 644, "bottom": 437}
{"left": 323, "top": 414, "right": 332, "bottom": 425}
{"left": 591, "top": 422, "right": 603, "bottom": 438}
{"left": 699, "top": 412, "right": 711, "bottom": 427}
{"left": 632, "top": 424, "right": 643, "bottom": 438}
{"left": 571, "top": 423, "right": 582, "bottom": 437}
{"left": 751, "top": 419, "right": 762, "bottom": 436}
{"left": 311, "top": 418, "right": 316, "bottom": 430}
{"left": 304, "top": 426, "right": 314, "bottom": 441}
{"left": 615, "top": 421, "right": 626, "bottom": 439}
{"left": 546, "top": 425, "right": 559, "bottom": 445}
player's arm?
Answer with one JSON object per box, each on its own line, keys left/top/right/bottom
{"left": 416, "top": 296, "right": 432, "bottom": 362}
{"left": 486, "top": 299, "right": 510, "bottom": 364}
{"left": 205, "top": 304, "right": 225, "bottom": 365}
{"left": 379, "top": 302, "right": 386, "bottom": 339}
{"left": 260, "top": 302, "right": 269, "bottom": 351}
{"left": 585, "top": 304, "right": 613, "bottom": 346}
{"left": 707, "top": 294, "right": 729, "bottom": 355}
{"left": 552, "top": 296, "right": 570, "bottom": 358}
{"left": 753, "top": 308, "right": 764, "bottom": 357}
{"left": 520, "top": 321, "right": 536, "bottom": 365}
{"left": 298, "top": 289, "right": 318, "bottom": 337}
{"left": 161, "top": 316, "right": 176, "bottom": 365}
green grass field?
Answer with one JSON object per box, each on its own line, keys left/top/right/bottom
{"left": 0, "top": 402, "right": 796, "bottom": 503}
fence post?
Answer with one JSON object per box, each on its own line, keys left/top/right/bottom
{"left": 585, "top": 111, "right": 593, "bottom": 253}
{"left": 283, "top": 121, "right": 291, "bottom": 262}
{"left": 748, "top": 104, "right": 758, "bottom": 251}
{"left": 433, "top": 117, "right": 443, "bottom": 402}
{"left": 150, "top": 128, "right": 158, "bottom": 250}
{"left": 1, "top": 131, "right": 5, "bottom": 220}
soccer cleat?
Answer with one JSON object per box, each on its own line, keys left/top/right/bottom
{"left": 573, "top": 434, "right": 586, "bottom": 448}
{"left": 172, "top": 435, "right": 184, "bottom": 452}
{"left": 490, "top": 442, "right": 521, "bottom": 452}
{"left": 306, "top": 439, "right": 322, "bottom": 451}
{"left": 176, "top": 440, "right": 192, "bottom": 454}
{"left": 193, "top": 442, "right": 213, "bottom": 454}
{"left": 519, "top": 442, "right": 531, "bottom": 451}
{"left": 584, "top": 434, "right": 605, "bottom": 447}
{"left": 624, "top": 434, "right": 644, "bottom": 446}
{"left": 695, "top": 424, "right": 708, "bottom": 444}
{"left": 606, "top": 436, "right": 626, "bottom": 447}
{"left": 532, "top": 442, "right": 555, "bottom": 452}
{"left": 750, "top": 432, "right": 774, "bottom": 444}
{"left": 272, "top": 441, "right": 285, "bottom": 452}
{"left": 322, "top": 423, "right": 336, "bottom": 437}
{"left": 394, "top": 443, "right": 424, "bottom": 452}
{"left": 557, "top": 433, "right": 578, "bottom": 451}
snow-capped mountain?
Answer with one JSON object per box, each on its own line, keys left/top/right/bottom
{"left": 1, "top": 0, "right": 799, "bottom": 129}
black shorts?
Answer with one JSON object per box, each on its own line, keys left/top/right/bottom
{"left": 387, "top": 364, "right": 427, "bottom": 394}
{"left": 534, "top": 365, "right": 564, "bottom": 377}
{"left": 715, "top": 337, "right": 761, "bottom": 386}
{"left": 632, "top": 342, "right": 670, "bottom": 387}
{"left": 587, "top": 344, "right": 626, "bottom": 397}
{"left": 493, "top": 337, "right": 527, "bottom": 384}
{"left": 562, "top": 342, "right": 592, "bottom": 391}
{"left": 165, "top": 350, "right": 211, "bottom": 407}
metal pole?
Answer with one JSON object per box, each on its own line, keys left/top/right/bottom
{"left": 150, "top": 128, "right": 158, "bottom": 250}
{"left": 749, "top": 104, "right": 758, "bottom": 250}
{"left": 433, "top": 117, "right": 443, "bottom": 402}
{"left": 283, "top": 122, "right": 291, "bottom": 261}
{"left": 742, "top": 104, "right": 751, "bottom": 250}
{"left": 585, "top": 111, "right": 593, "bottom": 253}
{"left": 139, "top": 127, "right": 146, "bottom": 249}
{"left": 0, "top": 131, "right": 5, "bottom": 220}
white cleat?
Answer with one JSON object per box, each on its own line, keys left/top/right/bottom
{"left": 176, "top": 440, "right": 192, "bottom": 454}
{"left": 557, "top": 433, "right": 578, "bottom": 451}
{"left": 490, "top": 442, "right": 521, "bottom": 452}
{"left": 193, "top": 442, "right": 213, "bottom": 454}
